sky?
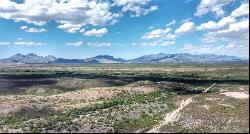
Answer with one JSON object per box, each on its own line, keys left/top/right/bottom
{"left": 0, "top": 0, "right": 249, "bottom": 59}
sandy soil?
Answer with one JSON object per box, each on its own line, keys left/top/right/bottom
{"left": 220, "top": 92, "right": 249, "bottom": 99}
{"left": 0, "top": 103, "right": 43, "bottom": 115}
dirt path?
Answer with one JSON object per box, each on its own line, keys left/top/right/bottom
{"left": 146, "top": 83, "right": 216, "bottom": 133}
{"left": 203, "top": 83, "right": 216, "bottom": 93}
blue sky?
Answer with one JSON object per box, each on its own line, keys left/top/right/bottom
{"left": 0, "top": 0, "right": 249, "bottom": 59}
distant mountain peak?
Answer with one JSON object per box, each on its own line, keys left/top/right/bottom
{"left": 84, "top": 55, "right": 126, "bottom": 63}
{"left": 0, "top": 53, "right": 247, "bottom": 64}
{"left": 129, "top": 53, "right": 246, "bottom": 63}
{"left": 27, "top": 53, "right": 38, "bottom": 57}
{"left": 2, "top": 53, "right": 57, "bottom": 64}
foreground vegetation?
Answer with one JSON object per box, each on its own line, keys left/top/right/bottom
{"left": 0, "top": 63, "right": 249, "bottom": 133}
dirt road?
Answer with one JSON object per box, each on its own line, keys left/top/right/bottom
{"left": 146, "top": 83, "right": 216, "bottom": 133}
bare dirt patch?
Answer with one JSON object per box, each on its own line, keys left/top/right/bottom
{"left": 0, "top": 103, "right": 44, "bottom": 115}
{"left": 220, "top": 92, "right": 249, "bottom": 99}
{"left": 202, "top": 105, "right": 210, "bottom": 110}
{"left": 50, "top": 81, "right": 157, "bottom": 102}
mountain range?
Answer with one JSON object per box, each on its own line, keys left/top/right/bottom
{"left": 0, "top": 53, "right": 248, "bottom": 64}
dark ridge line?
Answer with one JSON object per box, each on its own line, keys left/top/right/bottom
{"left": 0, "top": 73, "right": 248, "bottom": 85}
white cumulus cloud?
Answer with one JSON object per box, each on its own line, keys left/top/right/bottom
{"left": 193, "top": 2, "right": 249, "bottom": 59}
{"left": 203, "top": 19, "right": 249, "bottom": 43}
{"left": 87, "top": 42, "right": 112, "bottom": 47}
{"left": 197, "top": 16, "right": 236, "bottom": 31}
{"left": 20, "top": 25, "right": 47, "bottom": 33}
{"left": 141, "top": 40, "right": 175, "bottom": 46}
{"left": 175, "top": 22, "right": 196, "bottom": 35}
{"left": 195, "top": 0, "right": 236, "bottom": 17}
{"left": 0, "top": 0, "right": 157, "bottom": 34}
{"left": 14, "top": 41, "right": 47, "bottom": 46}
{"left": 231, "top": 3, "right": 249, "bottom": 17}
{"left": 181, "top": 43, "right": 249, "bottom": 58}
{"left": 1, "top": 39, "right": 47, "bottom": 46}
{"left": 84, "top": 28, "right": 108, "bottom": 37}
{"left": 166, "top": 20, "right": 176, "bottom": 27}
{"left": 0, "top": 0, "right": 118, "bottom": 33}
{"left": 114, "top": 0, "right": 158, "bottom": 17}
{"left": 142, "top": 28, "right": 176, "bottom": 40}
{"left": 66, "top": 41, "right": 83, "bottom": 47}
